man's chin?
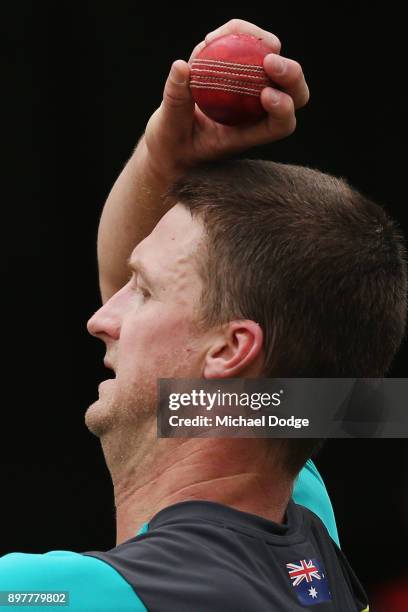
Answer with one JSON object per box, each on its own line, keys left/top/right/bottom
{"left": 85, "top": 398, "right": 116, "bottom": 438}
{"left": 85, "top": 376, "right": 158, "bottom": 439}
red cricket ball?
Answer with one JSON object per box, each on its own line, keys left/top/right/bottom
{"left": 190, "top": 33, "right": 276, "bottom": 126}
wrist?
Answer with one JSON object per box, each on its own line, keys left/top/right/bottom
{"left": 133, "top": 134, "right": 191, "bottom": 185}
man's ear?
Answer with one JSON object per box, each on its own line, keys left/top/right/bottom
{"left": 203, "top": 320, "right": 264, "bottom": 378}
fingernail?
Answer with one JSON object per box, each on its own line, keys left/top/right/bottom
{"left": 272, "top": 55, "right": 285, "bottom": 74}
{"left": 267, "top": 88, "right": 280, "bottom": 105}
{"left": 265, "top": 54, "right": 285, "bottom": 75}
{"left": 170, "top": 61, "right": 186, "bottom": 85}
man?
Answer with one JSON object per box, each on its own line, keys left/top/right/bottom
{"left": 1, "top": 18, "right": 405, "bottom": 611}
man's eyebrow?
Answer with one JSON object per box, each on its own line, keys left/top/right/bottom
{"left": 126, "top": 256, "right": 155, "bottom": 286}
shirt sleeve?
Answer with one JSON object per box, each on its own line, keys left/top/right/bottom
{"left": 0, "top": 550, "right": 147, "bottom": 611}
{"left": 293, "top": 459, "right": 340, "bottom": 546}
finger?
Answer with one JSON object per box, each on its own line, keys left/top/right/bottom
{"left": 160, "top": 60, "right": 195, "bottom": 128}
{"left": 263, "top": 54, "right": 310, "bottom": 109}
{"left": 188, "top": 40, "right": 206, "bottom": 65}
{"left": 223, "top": 88, "right": 297, "bottom": 151}
{"left": 205, "top": 18, "right": 281, "bottom": 54}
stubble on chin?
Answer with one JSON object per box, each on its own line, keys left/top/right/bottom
{"left": 85, "top": 340, "right": 200, "bottom": 446}
{"left": 85, "top": 379, "right": 159, "bottom": 476}
{"left": 84, "top": 377, "right": 156, "bottom": 440}
{"left": 85, "top": 385, "right": 118, "bottom": 438}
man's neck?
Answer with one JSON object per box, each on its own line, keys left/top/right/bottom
{"left": 102, "top": 428, "right": 293, "bottom": 545}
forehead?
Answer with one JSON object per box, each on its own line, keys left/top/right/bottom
{"left": 130, "top": 203, "right": 204, "bottom": 286}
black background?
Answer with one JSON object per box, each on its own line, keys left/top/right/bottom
{"left": 3, "top": 1, "right": 407, "bottom": 604}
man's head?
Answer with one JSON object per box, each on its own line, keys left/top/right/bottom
{"left": 87, "top": 159, "right": 407, "bottom": 475}
{"left": 86, "top": 202, "right": 264, "bottom": 451}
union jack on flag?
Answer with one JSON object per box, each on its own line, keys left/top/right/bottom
{"left": 286, "top": 559, "right": 321, "bottom": 586}
{"left": 285, "top": 558, "right": 332, "bottom": 606}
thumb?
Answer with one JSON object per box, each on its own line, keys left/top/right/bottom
{"left": 161, "top": 60, "right": 195, "bottom": 121}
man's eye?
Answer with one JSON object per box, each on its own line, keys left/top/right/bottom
{"left": 133, "top": 283, "right": 150, "bottom": 300}
{"left": 128, "top": 274, "right": 150, "bottom": 300}
{"left": 138, "top": 286, "right": 151, "bottom": 300}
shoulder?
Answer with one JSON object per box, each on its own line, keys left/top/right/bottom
{"left": 84, "top": 522, "right": 238, "bottom": 610}
{"left": 85, "top": 505, "right": 366, "bottom": 612}
{"left": 294, "top": 504, "right": 369, "bottom": 611}
{"left": 84, "top": 518, "right": 278, "bottom": 612}
{"left": 0, "top": 549, "right": 147, "bottom": 611}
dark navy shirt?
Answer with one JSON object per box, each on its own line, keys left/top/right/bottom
{"left": 83, "top": 499, "right": 368, "bottom": 611}
{"left": 0, "top": 461, "right": 367, "bottom": 611}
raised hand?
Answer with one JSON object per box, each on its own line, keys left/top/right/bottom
{"left": 144, "top": 19, "right": 310, "bottom": 177}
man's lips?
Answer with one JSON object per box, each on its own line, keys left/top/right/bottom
{"left": 103, "top": 358, "right": 116, "bottom": 374}
{"left": 100, "top": 359, "right": 116, "bottom": 391}
{"left": 98, "top": 378, "right": 115, "bottom": 391}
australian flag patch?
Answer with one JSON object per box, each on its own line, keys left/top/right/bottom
{"left": 286, "top": 558, "right": 332, "bottom": 606}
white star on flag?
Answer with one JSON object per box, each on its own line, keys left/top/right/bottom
{"left": 309, "top": 587, "right": 318, "bottom": 599}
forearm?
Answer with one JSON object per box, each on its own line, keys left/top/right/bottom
{"left": 97, "top": 136, "right": 182, "bottom": 303}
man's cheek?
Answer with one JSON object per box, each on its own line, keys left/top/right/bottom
{"left": 139, "top": 311, "right": 192, "bottom": 345}
{"left": 120, "top": 312, "right": 191, "bottom": 363}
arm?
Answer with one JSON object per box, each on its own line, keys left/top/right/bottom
{"left": 97, "top": 19, "right": 310, "bottom": 302}
{"left": 97, "top": 138, "right": 180, "bottom": 302}
{"left": 0, "top": 551, "right": 147, "bottom": 611}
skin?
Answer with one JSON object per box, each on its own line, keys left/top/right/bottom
{"left": 97, "top": 19, "right": 310, "bottom": 301}
{"left": 87, "top": 204, "right": 292, "bottom": 545}
{"left": 88, "top": 19, "right": 309, "bottom": 545}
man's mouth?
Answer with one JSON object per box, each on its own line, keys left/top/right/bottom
{"left": 98, "top": 378, "right": 115, "bottom": 391}
{"left": 98, "top": 359, "right": 116, "bottom": 391}
{"left": 103, "top": 358, "right": 116, "bottom": 378}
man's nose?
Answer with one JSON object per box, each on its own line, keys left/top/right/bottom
{"left": 87, "top": 295, "right": 121, "bottom": 341}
